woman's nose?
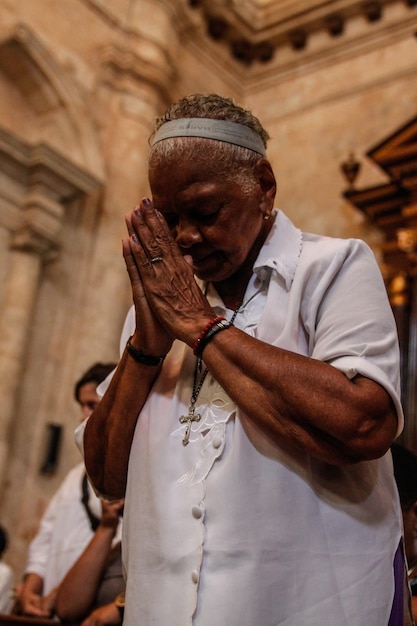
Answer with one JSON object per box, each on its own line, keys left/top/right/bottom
{"left": 175, "top": 218, "right": 202, "bottom": 248}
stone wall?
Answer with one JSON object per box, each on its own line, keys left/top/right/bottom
{"left": 0, "top": 0, "right": 416, "bottom": 579}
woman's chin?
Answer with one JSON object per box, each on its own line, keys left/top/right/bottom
{"left": 194, "top": 264, "right": 232, "bottom": 284}
{"left": 191, "top": 252, "right": 237, "bottom": 283}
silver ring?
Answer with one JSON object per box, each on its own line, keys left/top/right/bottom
{"left": 150, "top": 256, "right": 163, "bottom": 264}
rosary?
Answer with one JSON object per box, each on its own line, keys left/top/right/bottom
{"left": 179, "top": 361, "right": 209, "bottom": 445}
{"left": 179, "top": 304, "right": 242, "bottom": 446}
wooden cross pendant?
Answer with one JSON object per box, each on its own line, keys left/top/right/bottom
{"left": 179, "top": 405, "right": 201, "bottom": 445}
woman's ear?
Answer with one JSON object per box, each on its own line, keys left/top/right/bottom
{"left": 254, "top": 158, "right": 277, "bottom": 218}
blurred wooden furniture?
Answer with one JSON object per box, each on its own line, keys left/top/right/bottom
{"left": 343, "top": 115, "right": 417, "bottom": 448}
{"left": 0, "top": 614, "right": 79, "bottom": 625}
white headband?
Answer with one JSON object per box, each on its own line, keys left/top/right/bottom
{"left": 150, "top": 118, "right": 266, "bottom": 157}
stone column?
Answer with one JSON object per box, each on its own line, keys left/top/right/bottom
{"left": 74, "top": 0, "right": 179, "bottom": 367}
{"left": 0, "top": 192, "right": 61, "bottom": 488}
{"left": 0, "top": 140, "right": 101, "bottom": 499}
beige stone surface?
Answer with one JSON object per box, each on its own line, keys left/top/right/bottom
{"left": 0, "top": 0, "right": 416, "bottom": 581}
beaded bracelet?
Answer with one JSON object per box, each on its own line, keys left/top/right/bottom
{"left": 193, "top": 318, "right": 232, "bottom": 357}
{"left": 193, "top": 317, "right": 225, "bottom": 356}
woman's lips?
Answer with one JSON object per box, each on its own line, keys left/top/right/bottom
{"left": 180, "top": 248, "right": 213, "bottom": 266}
{"left": 181, "top": 249, "right": 221, "bottom": 275}
{"left": 191, "top": 251, "right": 215, "bottom": 268}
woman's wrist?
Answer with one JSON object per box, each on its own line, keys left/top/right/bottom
{"left": 193, "top": 317, "right": 233, "bottom": 357}
{"left": 126, "top": 335, "right": 166, "bottom": 366}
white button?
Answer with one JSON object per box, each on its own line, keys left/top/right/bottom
{"left": 192, "top": 505, "right": 203, "bottom": 519}
{"left": 191, "top": 570, "right": 199, "bottom": 584}
{"left": 212, "top": 436, "right": 223, "bottom": 449}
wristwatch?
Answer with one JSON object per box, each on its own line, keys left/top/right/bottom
{"left": 114, "top": 591, "right": 125, "bottom": 620}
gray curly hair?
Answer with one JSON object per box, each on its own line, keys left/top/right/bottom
{"left": 149, "top": 94, "right": 270, "bottom": 188}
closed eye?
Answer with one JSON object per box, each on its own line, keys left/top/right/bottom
{"left": 195, "top": 204, "right": 223, "bottom": 224}
{"left": 162, "top": 213, "right": 179, "bottom": 229}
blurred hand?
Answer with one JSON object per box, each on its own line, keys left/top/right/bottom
{"left": 81, "top": 601, "right": 122, "bottom": 625}
{"left": 100, "top": 498, "right": 124, "bottom": 530}
{"left": 41, "top": 587, "right": 58, "bottom": 615}
{"left": 19, "top": 589, "right": 52, "bottom": 618}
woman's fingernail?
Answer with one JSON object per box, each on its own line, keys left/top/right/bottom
{"left": 131, "top": 234, "right": 139, "bottom": 243}
{"left": 134, "top": 206, "right": 141, "bottom": 217}
{"left": 143, "top": 197, "right": 152, "bottom": 208}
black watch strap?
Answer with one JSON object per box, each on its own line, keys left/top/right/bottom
{"left": 126, "top": 335, "right": 166, "bottom": 366}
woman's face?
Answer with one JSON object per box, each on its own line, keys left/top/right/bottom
{"left": 148, "top": 145, "right": 276, "bottom": 284}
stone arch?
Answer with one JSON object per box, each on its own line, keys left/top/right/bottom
{"left": 0, "top": 22, "right": 104, "bottom": 179}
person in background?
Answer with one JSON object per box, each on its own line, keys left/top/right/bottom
{"left": 82, "top": 93, "right": 406, "bottom": 625}
{"left": 17, "top": 362, "right": 117, "bottom": 618}
{"left": 55, "top": 498, "right": 125, "bottom": 626}
{"left": 0, "top": 525, "right": 14, "bottom": 614}
{"left": 391, "top": 442, "right": 417, "bottom": 623}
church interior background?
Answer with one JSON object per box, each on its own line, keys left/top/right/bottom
{"left": 1, "top": 0, "right": 417, "bottom": 578}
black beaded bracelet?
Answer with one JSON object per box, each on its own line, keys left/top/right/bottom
{"left": 126, "top": 335, "right": 166, "bottom": 366}
{"left": 195, "top": 319, "right": 233, "bottom": 358}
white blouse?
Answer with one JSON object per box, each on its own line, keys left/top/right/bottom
{"left": 88, "top": 210, "right": 404, "bottom": 626}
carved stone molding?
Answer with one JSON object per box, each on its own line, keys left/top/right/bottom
{"left": 0, "top": 24, "right": 61, "bottom": 114}
{"left": 162, "top": 0, "right": 417, "bottom": 90}
{"left": 12, "top": 192, "right": 63, "bottom": 258}
{"left": 0, "top": 23, "right": 105, "bottom": 179}
{"left": 185, "top": 0, "right": 416, "bottom": 65}
{"left": 100, "top": 42, "right": 177, "bottom": 106}
{"left": 0, "top": 126, "right": 101, "bottom": 258}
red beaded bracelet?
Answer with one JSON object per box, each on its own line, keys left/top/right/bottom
{"left": 198, "top": 319, "right": 233, "bottom": 357}
{"left": 193, "top": 317, "right": 226, "bottom": 356}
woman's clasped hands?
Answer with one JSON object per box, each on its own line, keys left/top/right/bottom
{"left": 123, "top": 197, "right": 214, "bottom": 355}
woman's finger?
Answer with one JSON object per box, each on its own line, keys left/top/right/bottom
{"left": 130, "top": 199, "right": 176, "bottom": 261}
{"left": 122, "top": 238, "right": 144, "bottom": 290}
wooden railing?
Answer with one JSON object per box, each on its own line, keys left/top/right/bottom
{"left": 0, "top": 615, "right": 80, "bottom": 626}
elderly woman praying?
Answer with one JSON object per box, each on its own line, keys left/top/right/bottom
{"left": 81, "top": 93, "right": 408, "bottom": 626}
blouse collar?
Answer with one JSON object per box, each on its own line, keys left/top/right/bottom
{"left": 253, "top": 209, "right": 302, "bottom": 291}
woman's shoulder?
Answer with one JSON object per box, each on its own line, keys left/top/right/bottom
{"left": 300, "top": 230, "right": 375, "bottom": 269}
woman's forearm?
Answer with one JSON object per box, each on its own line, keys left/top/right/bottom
{"left": 84, "top": 344, "right": 162, "bottom": 498}
{"left": 201, "top": 327, "right": 397, "bottom": 465}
